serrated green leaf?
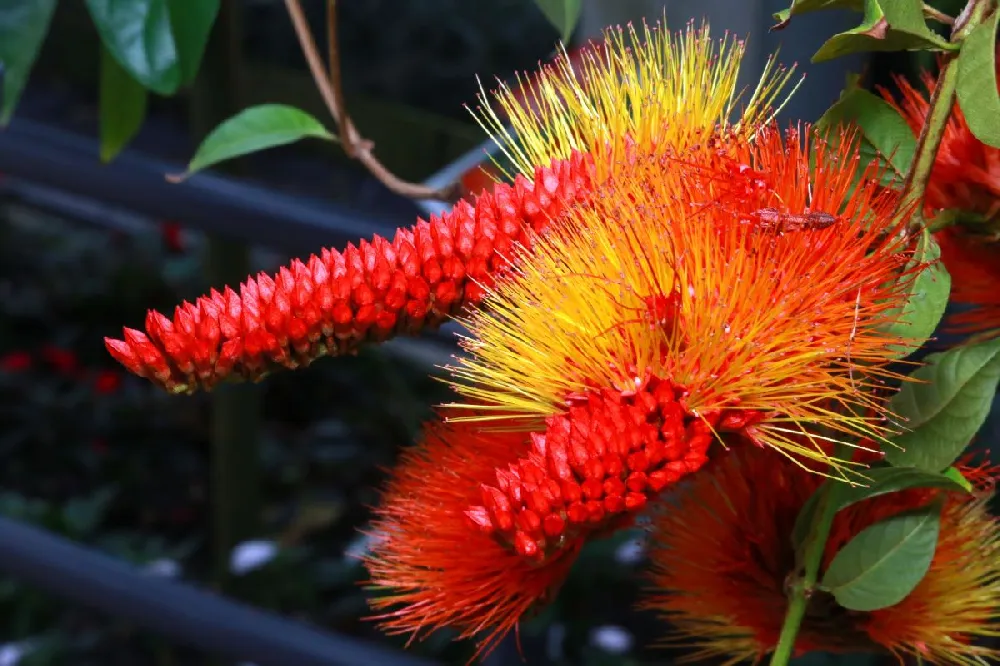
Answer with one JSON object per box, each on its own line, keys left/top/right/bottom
{"left": 86, "top": 0, "right": 181, "bottom": 95}
{"left": 815, "top": 87, "right": 916, "bottom": 182}
{"left": 885, "top": 337, "right": 1000, "bottom": 471}
{"left": 99, "top": 44, "right": 149, "bottom": 163}
{"left": 812, "top": 0, "right": 954, "bottom": 63}
{"left": 534, "top": 0, "right": 581, "bottom": 43}
{"left": 166, "top": 0, "right": 219, "bottom": 84}
{"left": 0, "top": 0, "right": 58, "bottom": 124}
{"left": 170, "top": 104, "right": 334, "bottom": 181}
{"left": 773, "top": 0, "right": 865, "bottom": 25}
{"left": 821, "top": 505, "right": 940, "bottom": 611}
{"left": 881, "top": 229, "right": 950, "bottom": 358}
{"left": 956, "top": 8, "right": 1000, "bottom": 148}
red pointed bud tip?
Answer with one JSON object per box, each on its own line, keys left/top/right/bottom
{"left": 465, "top": 374, "right": 763, "bottom": 564}
{"left": 106, "top": 152, "right": 594, "bottom": 393}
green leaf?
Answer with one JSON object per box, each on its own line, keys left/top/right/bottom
{"left": 170, "top": 104, "right": 334, "bottom": 181}
{"left": 166, "top": 0, "right": 219, "bottom": 84}
{"left": 812, "top": 0, "right": 954, "bottom": 63}
{"left": 773, "top": 0, "right": 865, "bottom": 26}
{"left": 0, "top": 0, "right": 58, "bottom": 124}
{"left": 880, "top": 229, "right": 950, "bottom": 358}
{"left": 956, "top": 7, "right": 1000, "bottom": 148}
{"left": 836, "top": 466, "right": 969, "bottom": 509}
{"left": 86, "top": 0, "right": 181, "bottom": 95}
{"left": 791, "top": 465, "right": 965, "bottom": 550}
{"left": 534, "top": 0, "right": 581, "bottom": 43}
{"left": 815, "top": 87, "right": 917, "bottom": 182}
{"left": 791, "top": 487, "right": 824, "bottom": 550}
{"left": 99, "top": 44, "right": 149, "bottom": 163}
{"left": 62, "top": 488, "right": 116, "bottom": 536}
{"left": 885, "top": 336, "right": 1000, "bottom": 471}
{"left": 821, "top": 505, "right": 940, "bottom": 611}
{"left": 943, "top": 466, "right": 973, "bottom": 491}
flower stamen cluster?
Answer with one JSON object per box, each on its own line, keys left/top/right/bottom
{"left": 467, "top": 376, "right": 766, "bottom": 561}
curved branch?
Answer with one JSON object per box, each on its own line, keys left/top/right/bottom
{"left": 284, "top": 0, "right": 463, "bottom": 202}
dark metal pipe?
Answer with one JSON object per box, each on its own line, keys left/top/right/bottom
{"left": 0, "top": 119, "right": 416, "bottom": 254}
{"left": 0, "top": 516, "right": 437, "bottom": 666}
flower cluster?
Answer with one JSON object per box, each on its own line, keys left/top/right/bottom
{"left": 881, "top": 47, "right": 1000, "bottom": 339}
{"left": 105, "top": 152, "right": 592, "bottom": 394}
{"left": 102, "top": 14, "right": 1000, "bottom": 665}
{"left": 645, "top": 445, "right": 1000, "bottom": 664}
{"left": 104, "top": 21, "right": 792, "bottom": 395}
{"left": 367, "top": 43, "right": 918, "bottom": 660}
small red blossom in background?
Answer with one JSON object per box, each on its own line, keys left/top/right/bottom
{"left": 0, "top": 351, "right": 33, "bottom": 372}
{"left": 644, "top": 445, "right": 1000, "bottom": 664}
{"left": 41, "top": 345, "right": 80, "bottom": 377}
{"left": 160, "top": 222, "right": 185, "bottom": 254}
{"left": 92, "top": 370, "right": 123, "bottom": 395}
{"left": 881, "top": 48, "right": 1000, "bottom": 338}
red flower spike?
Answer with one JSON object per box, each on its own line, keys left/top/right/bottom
{"left": 466, "top": 376, "right": 749, "bottom": 563}
{"left": 365, "top": 386, "right": 758, "bottom": 657}
{"left": 364, "top": 415, "right": 583, "bottom": 659}
{"left": 105, "top": 153, "right": 595, "bottom": 393}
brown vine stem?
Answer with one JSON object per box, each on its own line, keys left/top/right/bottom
{"left": 283, "top": 0, "right": 462, "bottom": 202}
{"left": 923, "top": 4, "right": 955, "bottom": 25}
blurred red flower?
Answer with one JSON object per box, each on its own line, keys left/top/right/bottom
{"left": 41, "top": 345, "right": 79, "bottom": 376}
{"left": 93, "top": 370, "right": 123, "bottom": 394}
{"left": 0, "top": 351, "right": 32, "bottom": 372}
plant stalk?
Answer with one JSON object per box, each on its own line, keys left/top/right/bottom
{"left": 899, "top": 0, "right": 992, "bottom": 230}
{"left": 768, "top": 470, "right": 844, "bottom": 666}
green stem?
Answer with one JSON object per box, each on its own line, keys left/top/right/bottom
{"left": 899, "top": 0, "right": 991, "bottom": 231}
{"left": 769, "top": 471, "right": 843, "bottom": 666}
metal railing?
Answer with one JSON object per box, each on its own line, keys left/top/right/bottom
{"left": 0, "top": 89, "right": 503, "bottom": 665}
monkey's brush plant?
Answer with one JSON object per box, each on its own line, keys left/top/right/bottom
{"left": 101, "top": 0, "right": 1000, "bottom": 662}
{"left": 362, "top": 120, "right": 921, "bottom": 655}
{"left": 881, "top": 44, "right": 1000, "bottom": 340}
{"left": 104, "top": 21, "right": 793, "bottom": 395}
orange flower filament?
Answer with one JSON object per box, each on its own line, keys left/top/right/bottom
{"left": 449, "top": 123, "right": 916, "bottom": 473}
{"left": 365, "top": 415, "right": 582, "bottom": 657}
{"left": 881, "top": 53, "right": 1000, "bottom": 338}
{"left": 645, "top": 445, "right": 1000, "bottom": 664}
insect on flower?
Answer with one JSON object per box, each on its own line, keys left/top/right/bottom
{"left": 749, "top": 208, "right": 839, "bottom": 233}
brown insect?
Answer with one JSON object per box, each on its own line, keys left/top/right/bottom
{"left": 751, "top": 208, "right": 838, "bottom": 233}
